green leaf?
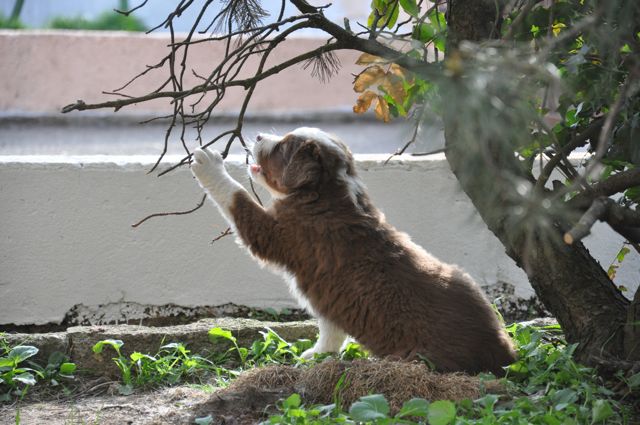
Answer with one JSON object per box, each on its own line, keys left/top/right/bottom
{"left": 13, "top": 372, "right": 37, "bottom": 386}
{"left": 118, "top": 383, "right": 134, "bottom": 395}
{"left": 92, "top": 339, "right": 124, "bottom": 355}
{"left": 428, "top": 10, "right": 446, "bottom": 28}
{"left": 47, "top": 351, "right": 66, "bottom": 367}
{"left": 433, "top": 35, "right": 446, "bottom": 52}
{"left": 616, "top": 247, "right": 630, "bottom": 263}
{"left": 543, "top": 413, "right": 562, "bottom": 425}
{"left": 194, "top": 415, "right": 214, "bottom": 425}
{"left": 9, "top": 346, "right": 38, "bottom": 363}
{"left": 367, "top": 10, "right": 378, "bottom": 28}
{"left": 624, "top": 186, "right": 640, "bottom": 202}
{"left": 130, "top": 352, "right": 156, "bottom": 362}
{"left": 283, "top": 393, "right": 301, "bottom": 409}
{"left": 591, "top": 399, "right": 613, "bottom": 423}
{"left": 0, "top": 358, "right": 14, "bottom": 368}
{"left": 399, "top": 0, "right": 419, "bottom": 17}
{"left": 427, "top": 400, "right": 456, "bottom": 425}
{"left": 59, "top": 362, "right": 76, "bottom": 375}
{"left": 160, "top": 342, "right": 182, "bottom": 350}
{"left": 552, "top": 388, "right": 577, "bottom": 409}
{"left": 397, "top": 398, "right": 429, "bottom": 418}
{"left": 349, "top": 394, "right": 390, "bottom": 421}
{"left": 531, "top": 24, "right": 540, "bottom": 37}
{"left": 413, "top": 22, "right": 435, "bottom": 42}
{"left": 372, "top": 0, "right": 386, "bottom": 12}
{"left": 208, "top": 328, "right": 236, "bottom": 344}
{"left": 386, "top": 2, "right": 400, "bottom": 29}
{"left": 627, "top": 372, "right": 640, "bottom": 388}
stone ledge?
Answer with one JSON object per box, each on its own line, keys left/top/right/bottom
{"left": 3, "top": 319, "right": 318, "bottom": 376}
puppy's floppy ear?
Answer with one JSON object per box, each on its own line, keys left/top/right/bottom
{"left": 282, "top": 140, "right": 322, "bottom": 190}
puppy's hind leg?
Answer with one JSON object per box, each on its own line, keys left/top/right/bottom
{"left": 302, "top": 317, "right": 347, "bottom": 360}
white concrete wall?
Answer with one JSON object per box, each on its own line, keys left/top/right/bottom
{"left": 1, "top": 155, "right": 638, "bottom": 326}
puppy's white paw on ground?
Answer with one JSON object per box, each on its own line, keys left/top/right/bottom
{"left": 301, "top": 347, "right": 318, "bottom": 360}
{"left": 301, "top": 346, "right": 336, "bottom": 360}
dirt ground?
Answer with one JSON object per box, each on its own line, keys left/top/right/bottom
{"left": 1, "top": 386, "right": 211, "bottom": 424}
{"left": 0, "top": 384, "right": 280, "bottom": 425}
{"left": 0, "top": 360, "right": 498, "bottom": 424}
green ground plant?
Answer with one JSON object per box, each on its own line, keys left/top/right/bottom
{"left": 0, "top": 333, "right": 76, "bottom": 401}
{"left": 92, "top": 339, "right": 222, "bottom": 395}
{"left": 91, "top": 327, "right": 318, "bottom": 395}
{"left": 6, "top": 323, "right": 638, "bottom": 422}
{"left": 264, "top": 324, "right": 639, "bottom": 424}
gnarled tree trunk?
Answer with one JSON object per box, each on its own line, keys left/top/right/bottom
{"left": 444, "top": 0, "right": 636, "bottom": 365}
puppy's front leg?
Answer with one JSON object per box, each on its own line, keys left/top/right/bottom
{"left": 191, "top": 148, "right": 280, "bottom": 262}
{"left": 191, "top": 148, "right": 247, "bottom": 226}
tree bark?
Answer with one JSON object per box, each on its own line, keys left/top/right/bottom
{"left": 443, "top": 0, "right": 634, "bottom": 364}
{"left": 9, "top": 0, "right": 24, "bottom": 22}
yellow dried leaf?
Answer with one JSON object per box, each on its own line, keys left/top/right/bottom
{"left": 353, "top": 65, "right": 386, "bottom": 93}
{"left": 381, "top": 76, "right": 405, "bottom": 104}
{"left": 374, "top": 95, "right": 390, "bottom": 122}
{"left": 356, "top": 53, "right": 387, "bottom": 65}
{"left": 444, "top": 51, "right": 463, "bottom": 77}
{"left": 353, "top": 90, "right": 378, "bottom": 114}
{"left": 389, "top": 63, "right": 408, "bottom": 80}
{"left": 552, "top": 21, "right": 566, "bottom": 37}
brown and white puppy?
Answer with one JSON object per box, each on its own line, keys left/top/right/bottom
{"left": 191, "top": 127, "right": 517, "bottom": 375}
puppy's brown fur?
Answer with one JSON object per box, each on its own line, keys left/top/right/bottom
{"left": 207, "top": 129, "right": 516, "bottom": 375}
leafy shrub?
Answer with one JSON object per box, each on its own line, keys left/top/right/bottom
{"left": 0, "top": 334, "right": 76, "bottom": 401}
{"left": 49, "top": 11, "right": 146, "bottom": 32}
{"left": 92, "top": 327, "right": 316, "bottom": 395}
{"left": 0, "top": 13, "right": 25, "bottom": 29}
{"left": 209, "top": 327, "right": 314, "bottom": 367}
{"left": 265, "top": 324, "right": 634, "bottom": 424}
{"left": 92, "top": 339, "right": 220, "bottom": 395}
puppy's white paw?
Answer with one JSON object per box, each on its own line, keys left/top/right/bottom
{"left": 301, "top": 345, "right": 335, "bottom": 360}
{"left": 301, "top": 347, "right": 318, "bottom": 360}
{"left": 191, "top": 148, "right": 225, "bottom": 187}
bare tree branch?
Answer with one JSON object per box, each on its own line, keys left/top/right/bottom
{"left": 574, "top": 66, "right": 640, "bottom": 184}
{"left": 131, "top": 194, "right": 207, "bottom": 228}
{"left": 569, "top": 168, "right": 640, "bottom": 210}
{"left": 564, "top": 196, "right": 640, "bottom": 245}
{"left": 211, "top": 227, "right": 233, "bottom": 244}
{"left": 384, "top": 121, "right": 421, "bottom": 164}
{"left": 535, "top": 118, "right": 604, "bottom": 192}
{"left": 114, "top": 0, "right": 149, "bottom": 17}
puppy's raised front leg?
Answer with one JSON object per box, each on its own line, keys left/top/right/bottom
{"left": 191, "top": 148, "right": 246, "bottom": 225}
{"left": 191, "top": 148, "right": 280, "bottom": 262}
{"left": 302, "top": 317, "right": 347, "bottom": 360}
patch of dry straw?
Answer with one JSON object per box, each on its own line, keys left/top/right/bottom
{"left": 229, "top": 359, "right": 504, "bottom": 412}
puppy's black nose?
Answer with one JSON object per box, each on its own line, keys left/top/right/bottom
{"left": 256, "top": 134, "right": 263, "bottom": 142}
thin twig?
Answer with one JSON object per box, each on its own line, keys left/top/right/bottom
{"left": 131, "top": 194, "right": 207, "bottom": 228}
{"left": 114, "top": 0, "right": 149, "bottom": 16}
{"left": 504, "top": 0, "right": 539, "bottom": 40}
{"left": 384, "top": 123, "right": 421, "bottom": 164}
{"left": 411, "top": 148, "right": 446, "bottom": 157}
{"left": 591, "top": 68, "right": 638, "bottom": 168}
{"left": 211, "top": 227, "right": 233, "bottom": 244}
{"left": 535, "top": 118, "right": 604, "bottom": 192}
{"left": 564, "top": 197, "right": 609, "bottom": 244}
